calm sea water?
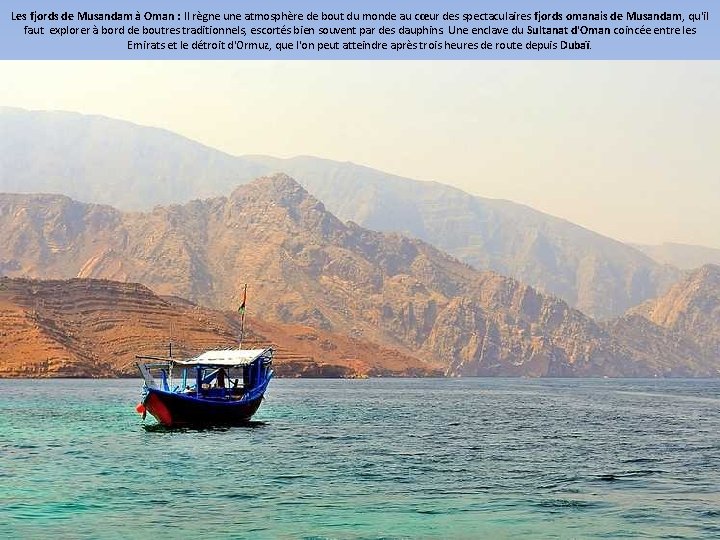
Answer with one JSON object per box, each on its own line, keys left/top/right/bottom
{"left": 2, "top": 378, "right": 719, "bottom": 539}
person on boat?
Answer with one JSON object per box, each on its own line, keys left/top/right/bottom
{"left": 230, "top": 378, "right": 243, "bottom": 398}
{"left": 216, "top": 368, "right": 226, "bottom": 389}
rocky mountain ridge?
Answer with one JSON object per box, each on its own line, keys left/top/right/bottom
{"left": 248, "top": 155, "right": 681, "bottom": 320}
{"left": 1, "top": 175, "right": 716, "bottom": 376}
{"left": 628, "top": 264, "right": 720, "bottom": 362}
{"left": 0, "top": 107, "right": 680, "bottom": 319}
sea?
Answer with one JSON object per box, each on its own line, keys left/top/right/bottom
{"left": 2, "top": 378, "right": 719, "bottom": 539}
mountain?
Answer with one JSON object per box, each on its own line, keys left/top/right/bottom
{"left": 0, "top": 107, "right": 680, "bottom": 319}
{"left": 0, "top": 277, "right": 441, "bottom": 378}
{"left": 249, "top": 155, "right": 680, "bottom": 320}
{"left": 633, "top": 242, "right": 720, "bottom": 270}
{"left": 0, "top": 107, "right": 267, "bottom": 209}
{"left": 593, "top": 264, "right": 720, "bottom": 377}
{"left": 603, "top": 314, "right": 712, "bottom": 377}
{"left": 1, "top": 174, "right": 711, "bottom": 377}
{"left": 628, "top": 264, "right": 720, "bottom": 362}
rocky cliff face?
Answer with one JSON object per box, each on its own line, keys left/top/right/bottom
{"left": 625, "top": 265, "right": 720, "bottom": 370}
{"left": 604, "top": 314, "right": 712, "bottom": 377}
{"left": 1, "top": 175, "right": 706, "bottom": 377}
{"left": 0, "top": 108, "right": 680, "bottom": 319}
{"left": 0, "top": 277, "right": 441, "bottom": 378}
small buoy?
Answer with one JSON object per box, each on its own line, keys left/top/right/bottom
{"left": 135, "top": 403, "right": 146, "bottom": 414}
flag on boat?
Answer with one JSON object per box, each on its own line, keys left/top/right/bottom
{"left": 238, "top": 284, "right": 247, "bottom": 314}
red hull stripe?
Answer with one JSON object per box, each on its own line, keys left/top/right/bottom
{"left": 145, "top": 392, "right": 173, "bottom": 426}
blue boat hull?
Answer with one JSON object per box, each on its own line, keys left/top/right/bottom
{"left": 144, "top": 388, "right": 264, "bottom": 427}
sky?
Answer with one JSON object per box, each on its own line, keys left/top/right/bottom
{"left": 0, "top": 60, "right": 718, "bottom": 247}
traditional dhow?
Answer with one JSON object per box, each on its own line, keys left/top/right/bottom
{"left": 135, "top": 348, "right": 274, "bottom": 427}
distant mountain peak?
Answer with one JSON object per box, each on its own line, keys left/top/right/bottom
{"left": 0, "top": 107, "right": 681, "bottom": 319}
{"left": 229, "top": 174, "right": 343, "bottom": 240}
{"left": 233, "top": 173, "right": 310, "bottom": 204}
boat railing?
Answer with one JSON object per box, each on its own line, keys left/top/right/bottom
{"left": 136, "top": 357, "right": 173, "bottom": 390}
{"left": 136, "top": 353, "right": 273, "bottom": 400}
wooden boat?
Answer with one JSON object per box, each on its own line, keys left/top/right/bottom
{"left": 135, "top": 347, "right": 274, "bottom": 427}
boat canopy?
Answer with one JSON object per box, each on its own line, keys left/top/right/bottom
{"left": 173, "top": 347, "right": 272, "bottom": 367}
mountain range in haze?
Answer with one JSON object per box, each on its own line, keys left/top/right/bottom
{"left": 633, "top": 243, "right": 720, "bottom": 270}
{"left": 1, "top": 174, "right": 719, "bottom": 377}
{"left": 4, "top": 106, "right": 712, "bottom": 320}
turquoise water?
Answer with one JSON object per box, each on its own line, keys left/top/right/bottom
{"left": 2, "top": 378, "right": 720, "bottom": 539}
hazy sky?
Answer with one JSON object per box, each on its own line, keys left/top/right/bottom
{"left": 0, "top": 61, "right": 718, "bottom": 247}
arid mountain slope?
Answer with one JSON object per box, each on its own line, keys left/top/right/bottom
{"left": 628, "top": 265, "right": 720, "bottom": 360}
{"left": 0, "top": 107, "right": 679, "bottom": 319}
{"left": 249, "top": 156, "right": 680, "bottom": 320}
{"left": 0, "top": 277, "right": 440, "bottom": 378}
{"left": 0, "top": 175, "right": 706, "bottom": 376}
{"left": 591, "top": 265, "right": 720, "bottom": 377}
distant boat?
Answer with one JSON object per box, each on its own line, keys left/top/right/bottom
{"left": 135, "top": 347, "right": 274, "bottom": 427}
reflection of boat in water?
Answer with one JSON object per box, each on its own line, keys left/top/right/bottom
{"left": 135, "top": 347, "right": 274, "bottom": 427}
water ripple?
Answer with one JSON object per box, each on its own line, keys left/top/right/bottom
{"left": 1, "top": 378, "right": 719, "bottom": 538}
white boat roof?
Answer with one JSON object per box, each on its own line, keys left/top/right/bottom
{"left": 175, "top": 348, "right": 271, "bottom": 367}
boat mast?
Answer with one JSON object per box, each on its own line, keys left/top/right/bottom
{"left": 168, "top": 321, "right": 174, "bottom": 385}
{"left": 168, "top": 319, "right": 175, "bottom": 358}
{"left": 238, "top": 283, "right": 247, "bottom": 349}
